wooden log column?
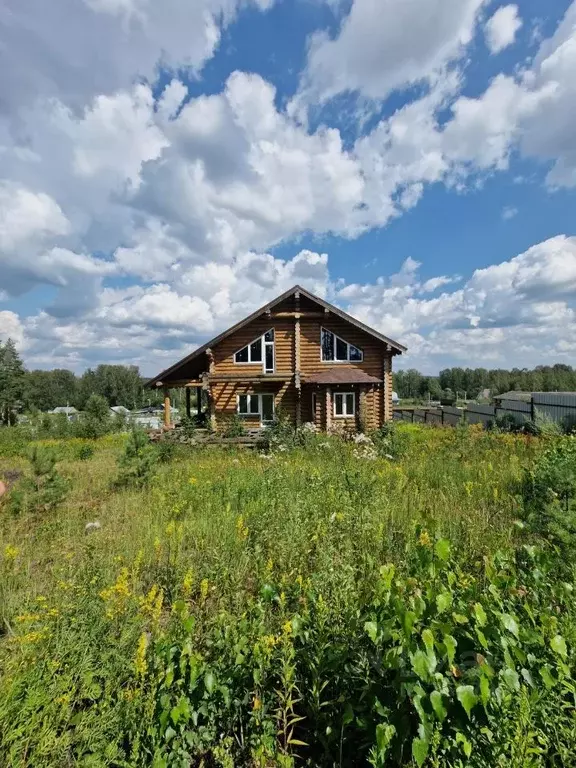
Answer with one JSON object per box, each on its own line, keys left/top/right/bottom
{"left": 359, "top": 385, "right": 367, "bottom": 432}
{"left": 185, "top": 387, "right": 191, "bottom": 419}
{"left": 325, "top": 386, "right": 332, "bottom": 432}
{"left": 383, "top": 347, "right": 393, "bottom": 423}
{"left": 163, "top": 388, "right": 171, "bottom": 428}
{"left": 208, "top": 387, "right": 216, "bottom": 431}
{"left": 294, "top": 293, "right": 302, "bottom": 427}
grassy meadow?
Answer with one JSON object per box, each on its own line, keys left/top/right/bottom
{"left": 1, "top": 424, "right": 575, "bottom": 767}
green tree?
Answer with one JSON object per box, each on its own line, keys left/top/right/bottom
{"left": 80, "top": 394, "right": 112, "bottom": 438}
{"left": 0, "top": 339, "right": 26, "bottom": 425}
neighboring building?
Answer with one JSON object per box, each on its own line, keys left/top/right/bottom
{"left": 110, "top": 406, "right": 131, "bottom": 418}
{"left": 132, "top": 414, "right": 162, "bottom": 430}
{"left": 493, "top": 391, "right": 532, "bottom": 404}
{"left": 147, "top": 285, "right": 406, "bottom": 431}
{"left": 49, "top": 406, "right": 79, "bottom": 421}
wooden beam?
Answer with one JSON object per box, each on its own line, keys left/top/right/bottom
{"left": 185, "top": 388, "right": 191, "bottom": 419}
{"left": 163, "top": 388, "right": 171, "bottom": 429}
{"left": 272, "top": 311, "right": 327, "bottom": 319}
{"left": 207, "top": 373, "right": 293, "bottom": 383}
{"left": 154, "top": 379, "right": 203, "bottom": 388}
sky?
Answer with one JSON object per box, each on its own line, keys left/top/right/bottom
{"left": 1, "top": 0, "right": 576, "bottom": 376}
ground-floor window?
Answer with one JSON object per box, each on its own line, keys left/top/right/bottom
{"left": 237, "top": 393, "right": 275, "bottom": 422}
{"left": 334, "top": 392, "right": 355, "bottom": 417}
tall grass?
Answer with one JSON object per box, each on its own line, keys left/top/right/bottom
{"left": 0, "top": 425, "right": 573, "bottom": 766}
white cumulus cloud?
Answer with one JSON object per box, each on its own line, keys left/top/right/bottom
{"left": 485, "top": 5, "right": 523, "bottom": 54}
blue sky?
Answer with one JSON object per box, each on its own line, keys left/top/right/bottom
{"left": 1, "top": 0, "right": 576, "bottom": 374}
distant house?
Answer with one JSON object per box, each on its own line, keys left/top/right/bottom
{"left": 493, "top": 391, "right": 532, "bottom": 404}
{"left": 49, "top": 406, "right": 79, "bottom": 422}
{"left": 146, "top": 285, "right": 406, "bottom": 431}
{"left": 110, "top": 406, "right": 131, "bottom": 418}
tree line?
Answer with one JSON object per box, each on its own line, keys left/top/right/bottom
{"left": 0, "top": 338, "right": 162, "bottom": 424}
{"left": 394, "top": 364, "right": 576, "bottom": 401}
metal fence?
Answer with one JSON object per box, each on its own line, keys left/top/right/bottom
{"left": 393, "top": 392, "right": 576, "bottom": 430}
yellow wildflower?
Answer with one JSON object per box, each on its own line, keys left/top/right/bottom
{"left": 262, "top": 634, "right": 277, "bottom": 650}
{"left": 253, "top": 696, "right": 262, "bottom": 711}
{"left": 15, "top": 613, "right": 41, "bottom": 623}
{"left": 4, "top": 544, "right": 19, "bottom": 560}
{"left": 55, "top": 694, "right": 71, "bottom": 706}
{"left": 266, "top": 558, "right": 273, "bottom": 572}
{"left": 133, "top": 549, "right": 144, "bottom": 577}
{"left": 236, "top": 515, "right": 249, "bottom": 540}
{"left": 182, "top": 568, "right": 194, "bottom": 598}
{"left": 165, "top": 521, "right": 176, "bottom": 537}
{"left": 19, "top": 630, "right": 47, "bottom": 645}
{"left": 282, "top": 620, "right": 292, "bottom": 636}
{"left": 134, "top": 632, "right": 149, "bottom": 678}
{"left": 418, "top": 530, "right": 431, "bottom": 547}
{"left": 140, "top": 584, "right": 164, "bottom": 624}
{"left": 464, "top": 481, "right": 474, "bottom": 497}
{"left": 189, "top": 476, "right": 198, "bottom": 485}
{"left": 100, "top": 568, "right": 131, "bottom": 618}
{"left": 200, "top": 578, "right": 209, "bottom": 602}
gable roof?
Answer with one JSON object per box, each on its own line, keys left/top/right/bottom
{"left": 146, "top": 284, "right": 406, "bottom": 387}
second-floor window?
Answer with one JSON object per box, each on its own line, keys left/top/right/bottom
{"left": 234, "top": 328, "right": 275, "bottom": 373}
{"left": 321, "top": 327, "right": 363, "bottom": 362}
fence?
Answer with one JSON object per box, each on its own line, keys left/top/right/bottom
{"left": 393, "top": 392, "right": 576, "bottom": 430}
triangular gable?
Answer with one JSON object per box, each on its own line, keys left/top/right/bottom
{"left": 146, "top": 285, "right": 406, "bottom": 386}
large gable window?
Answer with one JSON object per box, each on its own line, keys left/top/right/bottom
{"left": 321, "top": 328, "right": 363, "bottom": 363}
{"left": 237, "top": 393, "right": 275, "bottom": 423}
{"left": 235, "top": 329, "right": 275, "bottom": 373}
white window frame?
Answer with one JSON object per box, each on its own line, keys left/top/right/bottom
{"left": 333, "top": 392, "right": 356, "bottom": 418}
{"left": 236, "top": 393, "right": 275, "bottom": 424}
{"left": 320, "top": 327, "right": 363, "bottom": 363}
{"left": 234, "top": 329, "right": 275, "bottom": 373}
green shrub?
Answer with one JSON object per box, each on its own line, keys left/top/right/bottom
{"left": 495, "top": 413, "right": 526, "bottom": 434}
{"left": 77, "top": 444, "right": 95, "bottom": 461}
{"left": 156, "top": 440, "right": 177, "bottom": 464}
{"left": 115, "top": 427, "right": 156, "bottom": 488}
{"left": 221, "top": 413, "right": 247, "bottom": 439}
{"left": 131, "top": 537, "right": 576, "bottom": 767}
{"left": 180, "top": 415, "right": 196, "bottom": 440}
{"left": 258, "top": 411, "right": 296, "bottom": 451}
{"left": 9, "top": 446, "right": 69, "bottom": 514}
{"left": 77, "top": 394, "right": 112, "bottom": 439}
{"left": 521, "top": 436, "right": 576, "bottom": 555}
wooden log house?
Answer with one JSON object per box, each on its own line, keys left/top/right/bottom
{"left": 146, "top": 285, "right": 406, "bottom": 431}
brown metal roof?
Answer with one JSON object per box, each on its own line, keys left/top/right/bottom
{"left": 303, "top": 369, "right": 382, "bottom": 385}
{"left": 146, "top": 285, "right": 406, "bottom": 387}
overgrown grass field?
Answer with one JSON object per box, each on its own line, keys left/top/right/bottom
{"left": 1, "top": 424, "right": 575, "bottom": 767}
